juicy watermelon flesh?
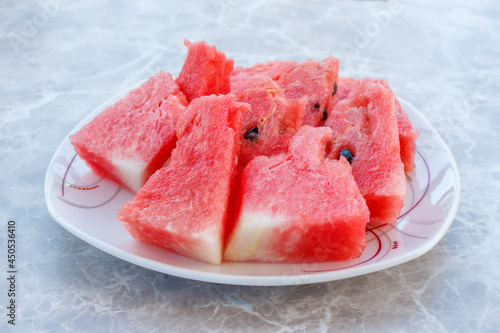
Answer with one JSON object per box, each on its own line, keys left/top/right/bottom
{"left": 331, "top": 77, "right": 357, "bottom": 105}
{"left": 232, "top": 57, "right": 340, "bottom": 127}
{"left": 118, "top": 95, "right": 248, "bottom": 264}
{"left": 70, "top": 72, "right": 187, "bottom": 192}
{"left": 71, "top": 40, "right": 419, "bottom": 263}
{"left": 231, "top": 60, "right": 297, "bottom": 81}
{"left": 175, "top": 40, "right": 233, "bottom": 103}
{"left": 395, "top": 98, "right": 419, "bottom": 172}
{"left": 332, "top": 77, "right": 419, "bottom": 173}
{"left": 224, "top": 126, "right": 369, "bottom": 263}
{"left": 325, "top": 79, "right": 406, "bottom": 226}
{"left": 230, "top": 74, "right": 306, "bottom": 169}
{"left": 276, "top": 56, "right": 339, "bottom": 126}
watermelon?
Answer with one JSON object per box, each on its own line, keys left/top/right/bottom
{"left": 117, "top": 95, "right": 249, "bottom": 264}
{"left": 231, "top": 60, "right": 297, "bottom": 81}
{"left": 175, "top": 40, "right": 233, "bottom": 102}
{"left": 395, "top": 98, "right": 419, "bottom": 172}
{"left": 332, "top": 77, "right": 419, "bottom": 172}
{"left": 70, "top": 72, "right": 187, "bottom": 193}
{"left": 224, "top": 126, "right": 370, "bottom": 263}
{"left": 70, "top": 39, "right": 419, "bottom": 264}
{"left": 230, "top": 73, "right": 306, "bottom": 169}
{"left": 276, "top": 56, "right": 339, "bottom": 126}
{"left": 325, "top": 79, "right": 406, "bottom": 226}
{"left": 331, "top": 76, "right": 357, "bottom": 105}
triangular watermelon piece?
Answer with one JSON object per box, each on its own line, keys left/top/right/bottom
{"left": 70, "top": 72, "right": 187, "bottom": 193}
{"left": 224, "top": 126, "right": 369, "bottom": 263}
{"left": 175, "top": 40, "right": 233, "bottom": 102}
{"left": 230, "top": 73, "right": 306, "bottom": 169}
{"left": 118, "top": 95, "right": 249, "bottom": 264}
{"left": 331, "top": 77, "right": 419, "bottom": 172}
{"left": 325, "top": 79, "right": 406, "bottom": 226}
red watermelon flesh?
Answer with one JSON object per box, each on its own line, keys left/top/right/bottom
{"left": 331, "top": 77, "right": 419, "bottom": 172}
{"left": 230, "top": 74, "right": 306, "bottom": 169}
{"left": 117, "top": 95, "right": 249, "bottom": 264}
{"left": 395, "top": 98, "right": 419, "bottom": 172}
{"left": 70, "top": 72, "right": 187, "bottom": 193}
{"left": 276, "top": 56, "right": 339, "bottom": 127}
{"left": 175, "top": 40, "right": 233, "bottom": 103}
{"left": 224, "top": 126, "right": 370, "bottom": 263}
{"left": 325, "top": 79, "right": 406, "bottom": 226}
{"left": 331, "top": 77, "right": 357, "bottom": 105}
{"left": 231, "top": 60, "right": 297, "bottom": 82}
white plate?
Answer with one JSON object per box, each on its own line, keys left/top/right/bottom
{"left": 44, "top": 88, "right": 460, "bottom": 286}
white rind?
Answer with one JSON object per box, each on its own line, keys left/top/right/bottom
{"left": 112, "top": 157, "right": 147, "bottom": 193}
{"left": 224, "top": 211, "right": 285, "bottom": 262}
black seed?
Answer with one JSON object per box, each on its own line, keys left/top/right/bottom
{"left": 339, "top": 148, "right": 354, "bottom": 164}
{"left": 314, "top": 102, "right": 320, "bottom": 109}
{"left": 244, "top": 126, "right": 259, "bottom": 141}
{"left": 321, "top": 107, "right": 328, "bottom": 121}
{"left": 332, "top": 82, "right": 338, "bottom": 96}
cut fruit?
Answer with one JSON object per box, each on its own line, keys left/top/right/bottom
{"left": 325, "top": 79, "right": 406, "bottom": 226}
{"left": 70, "top": 72, "right": 187, "bottom": 193}
{"left": 230, "top": 74, "right": 306, "bottom": 169}
{"left": 276, "top": 56, "right": 339, "bottom": 126}
{"left": 175, "top": 40, "right": 233, "bottom": 102}
{"left": 118, "top": 95, "right": 249, "bottom": 264}
{"left": 224, "top": 126, "right": 370, "bottom": 263}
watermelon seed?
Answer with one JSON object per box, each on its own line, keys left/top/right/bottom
{"left": 332, "top": 82, "right": 338, "bottom": 96}
{"left": 314, "top": 102, "right": 320, "bottom": 109}
{"left": 321, "top": 107, "right": 328, "bottom": 121}
{"left": 339, "top": 148, "right": 354, "bottom": 164}
{"left": 244, "top": 126, "right": 259, "bottom": 141}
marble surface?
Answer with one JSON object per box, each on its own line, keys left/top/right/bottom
{"left": 1, "top": 0, "right": 499, "bottom": 332}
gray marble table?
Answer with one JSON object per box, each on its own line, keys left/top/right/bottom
{"left": 1, "top": 0, "right": 499, "bottom": 332}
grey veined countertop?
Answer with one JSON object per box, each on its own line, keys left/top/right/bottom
{"left": 1, "top": 0, "right": 499, "bottom": 332}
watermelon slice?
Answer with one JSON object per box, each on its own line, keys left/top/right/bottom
{"left": 118, "top": 95, "right": 249, "bottom": 264}
{"left": 332, "top": 77, "right": 419, "bottom": 172}
{"left": 276, "top": 56, "right": 339, "bottom": 126}
{"left": 230, "top": 74, "right": 306, "bottom": 169}
{"left": 70, "top": 72, "right": 187, "bottom": 193}
{"left": 175, "top": 40, "right": 233, "bottom": 102}
{"left": 224, "top": 126, "right": 370, "bottom": 263}
{"left": 325, "top": 79, "right": 406, "bottom": 226}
